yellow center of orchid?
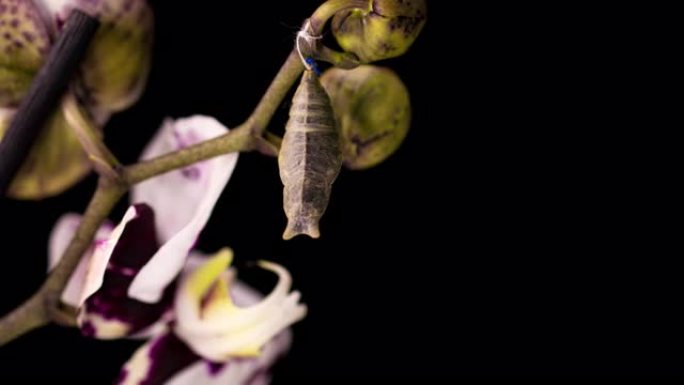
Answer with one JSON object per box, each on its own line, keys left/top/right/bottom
{"left": 174, "top": 248, "right": 307, "bottom": 362}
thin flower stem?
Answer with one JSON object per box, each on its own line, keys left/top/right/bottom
{"left": 123, "top": 0, "right": 366, "bottom": 183}
{"left": 0, "top": 0, "right": 366, "bottom": 346}
{"left": 0, "top": 291, "right": 48, "bottom": 346}
{"left": 125, "top": 50, "right": 305, "bottom": 184}
{"left": 62, "top": 93, "right": 123, "bottom": 180}
{"left": 0, "top": 178, "right": 123, "bottom": 345}
{"left": 42, "top": 179, "right": 126, "bottom": 307}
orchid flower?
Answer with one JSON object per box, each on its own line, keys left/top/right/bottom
{"left": 49, "top": 115, "right": 239, "bottom": 336}
{"left": 0, "top": 0, "right": 152, "bottom": 199}
{"left": 118, "top": 249, "right": 305, "bottom": 385}
{"left": 49, "top": 115, "right": 307, "bottom": 384}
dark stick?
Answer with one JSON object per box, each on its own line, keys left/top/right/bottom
{"left": 0, "top": 10, "right": 99, "bottom": 196}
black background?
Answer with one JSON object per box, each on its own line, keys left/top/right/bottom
{"left": 0, "top": 1, "right": 679, "bottom": 382}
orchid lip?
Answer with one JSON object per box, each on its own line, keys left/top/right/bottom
{"left": 174, "top": 250, "right": 307, "bottom": 362}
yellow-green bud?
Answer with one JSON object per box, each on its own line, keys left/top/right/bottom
{"left": 76, "top": 0, "right": 154, "bottom": 113}
{"left": 321, "top": 65, "right": 410, "bottom": 170}
{"left": 0, "top": 0, "right": 51, "bottom": 106}
{"left": 332, "top": 0, "right": 426, "bottom": 63}
{"left": 0, "top": 108, "right": 89, "bottom": 200}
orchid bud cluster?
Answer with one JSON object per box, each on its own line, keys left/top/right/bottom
{"left": 0, "top": 0, "right": 152, "bottom": 199}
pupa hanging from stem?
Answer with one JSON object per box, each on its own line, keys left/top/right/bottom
{"left": 278, "top": 70, "right": 342, "bottom": 240}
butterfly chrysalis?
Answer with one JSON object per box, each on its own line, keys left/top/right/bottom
{"left": 278, "top": 70, "right": 342, "bottom": 240}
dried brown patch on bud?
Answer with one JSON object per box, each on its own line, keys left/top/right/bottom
{"left": 332, "top": 0, "right": 426, "bottom": 62}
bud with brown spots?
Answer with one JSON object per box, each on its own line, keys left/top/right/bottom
{"left": 332, "top": 0, "right": 426, "bottom": 63}
{"left": 68, "top": 0, "right": 154, "bottom": 116}
{"left": 321, "top": 65, "right": 410, "bottom": 170}
{"left": 0, "top": 0, "right": 153, "bottom": 199}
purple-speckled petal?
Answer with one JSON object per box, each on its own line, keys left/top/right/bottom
{"left": 0, "top": 0, "right": 51, "bottom": 107}
{"left": 116, "top": 330, "right": 200, "bottom": 385}
{"left": 48, "top": 213, "right": 113, "bottom": 307}
{"left": 129, "top": 116, "right": 238, "bottom": 303}
{"left": 165, "top": 332, "right": 291, "bottom": 385}
{"left": 78, "top": 203, "right": 174, "bottom": 339}
{"left": 116, "top": 277, "right": 293, "bottom": 385}
{"left": 77, "top": 204, "right": 140, "bottom": 305}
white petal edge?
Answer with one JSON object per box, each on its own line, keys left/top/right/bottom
{"left": 166, "top": 331, "right": 291, "bottom": 385}
{"left": 177, "top": 262, "right": 296, "bottom": 335}
{"left": 174, "top": 256, "right": 307, "bottom": 362}
{"left": 48, "top": 213, "right": 113, "bottom": 307}
{"left": 129, "top": 116, "right": 238, "bottom": 303}
{"left": 32, "top": 0, "right": 73, "bottom": 30}
{"left": 33, "top": 0, "right": 72, "bottom": 14}
{"left": 78, "top": 205, "right": 139, "bottom": 305}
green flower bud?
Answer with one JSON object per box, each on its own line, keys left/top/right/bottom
{"left": 0, "top": 0, "right": 51, "bottom": 106}
{"left": 321, "top": 65, "right": 410, "bottom": 170}
{"left": 0, "top": 0, "right": 153, "bottom": 200}
{"left": 332, "top": 0, "right": 426, "bottom": 63}
{"left": 75, "top": 0, "right": 154, "bottom": 113}
{"left": 0, "top": 108, "right": 89, "bottom": 200}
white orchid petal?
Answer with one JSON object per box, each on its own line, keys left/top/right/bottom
{"left": 180, "top": 294, "right": 305, "bottom": 362}
{"left": 48, "top": 214, "right": 85, "bottom": 307}
{"left": 165, "top": 332, "right": 292, "bottom": 385}
{"left": 48, "top": 213, "right": 112, "bottom": 307}
{"left": 33, "top": 0, "right": 71, "bottom": 16}
{"left": 118, "top": 329, "right": 291, "bottom": 385}
{"left": 176, "top": 260, "right": 295, "bottom": 337}
{"left": 129, "top": 116, "right": 238, "bottom": 303}
{"left": 174, "top": 249, "right": 233, "bottom": 335}
{"left": 79, "top": 205, "right": 139, "bottom": 305}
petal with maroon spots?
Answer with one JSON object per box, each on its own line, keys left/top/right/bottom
{"left": 165, "top": 332, "right": 291, "bottom": 385}
{"left": 117, "top": 330, "right": 199, "bottom": 385}
{"left": 129, "top": 116, "right": 238, "bottom": 303}
{"left": 77, "top": 204, "right": 173, "bottom": 339}
{"left": 116, "top": 277, "right": 294, "bottom": 385}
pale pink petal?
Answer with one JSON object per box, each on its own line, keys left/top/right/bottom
{"left": 32, "top": 0, "right": 73, "bottom": 34}
{"left": 129, "top": 116, "right": 238, "bottom": 303}
{"left": 174, "top": 253, "right": 307, "bottom": 362}
{"left": 115, "top": 290, "right": 292, "bottom": 385}
{"left": 166, "top": 332, "right": 291, "bottom": 385}
{"left": 78, "top": 204, "right": 174, "bottom": 339}
{"left": 79, "top": 205, "right": 138, "bottom": 304}
{"left": 48, "top": 213, "right": 112, "bottom": 307}
{"left": 33, "top": 0, "right": 72, "bottom": 18}
{"left": 0, "top": 108, "right": 14, "bottom": 121}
